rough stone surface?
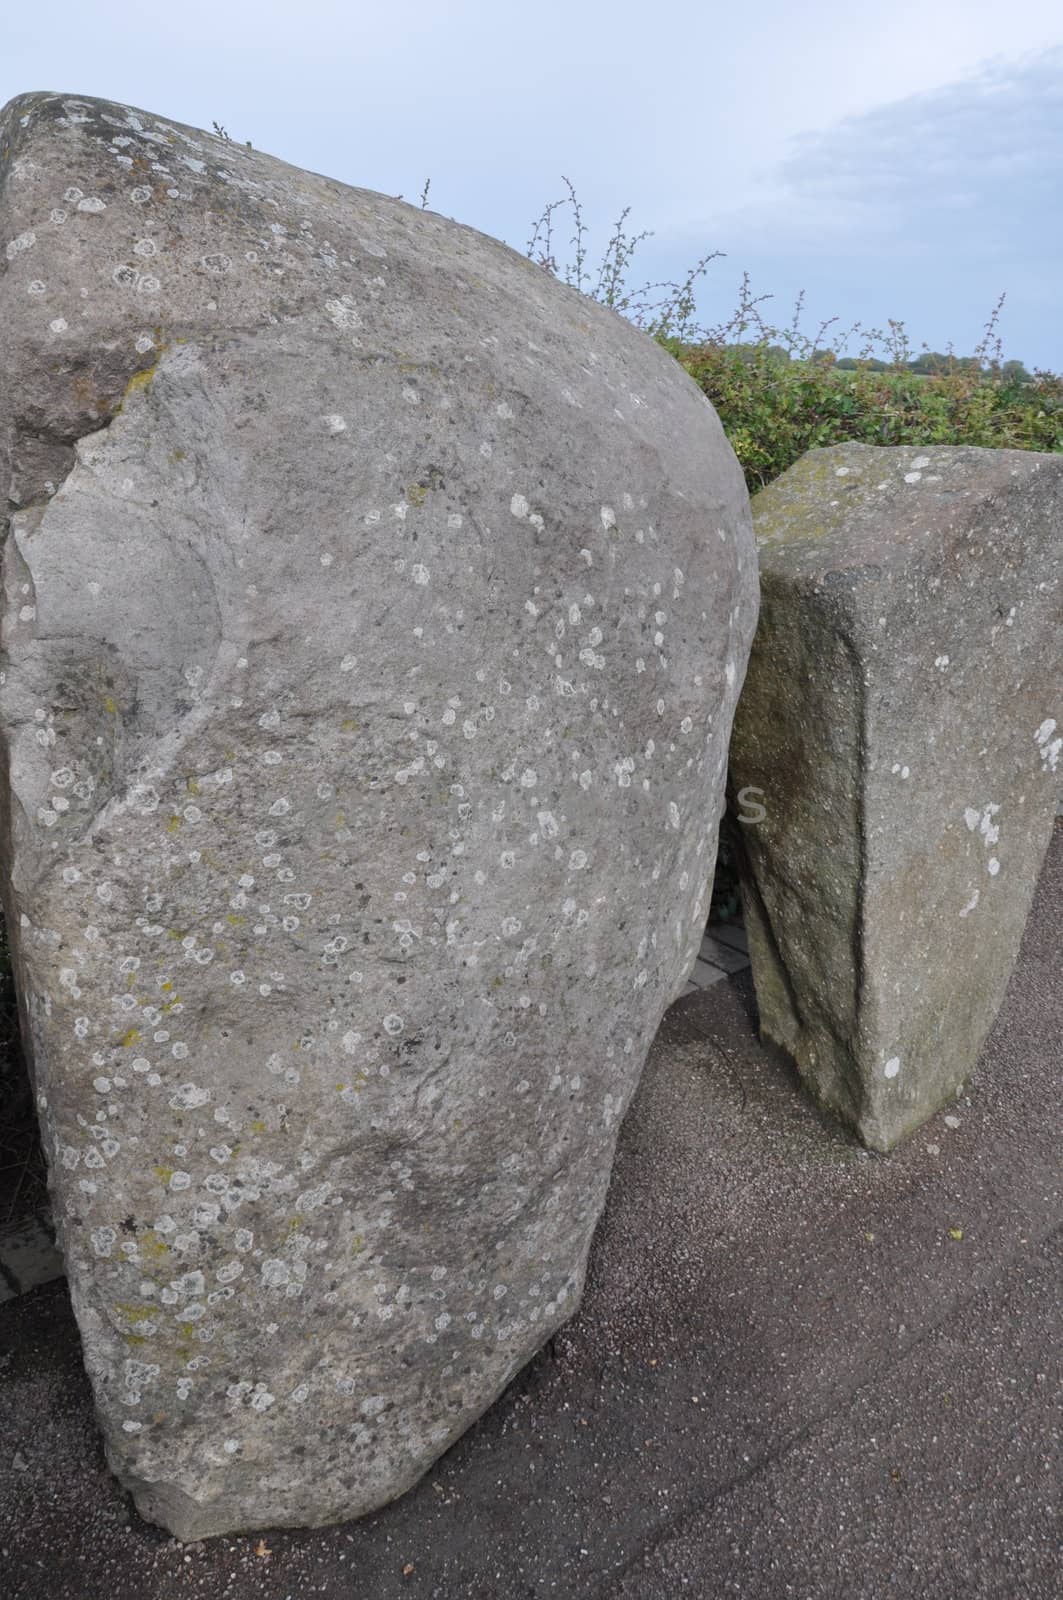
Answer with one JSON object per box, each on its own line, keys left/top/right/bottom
{"left": 0, "top": 94, "right": 756, "bottom": 1537}
{"left": 730, "top": 441, "right": 1061, "bottom": 1152}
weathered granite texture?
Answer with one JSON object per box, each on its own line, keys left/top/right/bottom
{"left": 731, "top": 442, "right": 1061, "bottom": 1152}
{"left": 0, "top": 94, "right": 757, "bottom": 1536}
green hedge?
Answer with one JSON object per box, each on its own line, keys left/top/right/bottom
{"left": 666, "top": 340, "right": 1063, "bottom": 494}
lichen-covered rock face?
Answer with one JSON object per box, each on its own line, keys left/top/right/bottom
{"left": 0, "top": 94, "right": 756, "bottom": 1537}
{"left": 732, "top": 442, "right": 1061, "bottom": 1153}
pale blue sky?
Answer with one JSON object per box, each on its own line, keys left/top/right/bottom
{"left": 5, "top": 2, "right": 1062, "bottom": 366}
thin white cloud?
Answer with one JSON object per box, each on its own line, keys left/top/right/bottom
{"left": 709, "top": 46, "right": 1063, "bottom": 259}
{"left": 655, "top": 46, "right": 1063, "bottom": 365}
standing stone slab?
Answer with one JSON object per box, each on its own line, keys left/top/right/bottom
{"left": 731, "top": 442, "right": 1061, "bottom": 1152}
{"left": 0, "top": 94, "right": 757, "bottom": 1536}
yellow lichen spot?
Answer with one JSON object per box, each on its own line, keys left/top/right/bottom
{"left": 154, "top": 1165, "right": 174, "bottom": 1184}
{"left": 250, "top": 1120, "right": 267, "bottom": 1135}
{"left": 138, "top": 1231, "right": 169, "bottom": 1262}
{"left": 185, "top": 777, "right": 200, "bottom": 796}
{"left": 103, "top": 695, "right": 118, "bottom": 716}
{"left": 124, "top": 362, "right": 159, "bottom": 401}
{"left": 115, "top": 1301, "right": 155, "bottom": 1323}
{"left": 406, "top": 483, "right": 428, "bottom": 507}
{"left": 286, "top": 1215, "right": 304, "bottom": 1235}
{"left": 160, "top": 980, "right": 173, "bottom": 993}
{"left": 340, "top": 718, "right": 358, "bottom": 732}
{"left": 166, "top": 814, "right": 182, "bottom": 833}
{"left": 119, "top": 1027, "right": 141, "bottom": 1048}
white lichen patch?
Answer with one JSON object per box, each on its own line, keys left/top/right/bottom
{"left": 1035, "top": 718, "right": 1060, "bottom": 773}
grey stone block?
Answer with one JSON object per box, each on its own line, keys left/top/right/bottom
{"left": 732, "top": 443, "right": 1061, "bottom": 1151}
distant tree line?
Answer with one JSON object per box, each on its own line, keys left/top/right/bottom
{"left": 831, "top": 352, "right": 1032, "bottom": 381}
{"left": 720, "top": 346, "right": 1035, "bottom": 381}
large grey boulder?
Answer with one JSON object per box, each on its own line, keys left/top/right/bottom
{"left": 732, "top": 442, "right": 1061, "bottom": 1152}
{"left": 0, "top": 94, "right": 756, "bottom": 1536}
